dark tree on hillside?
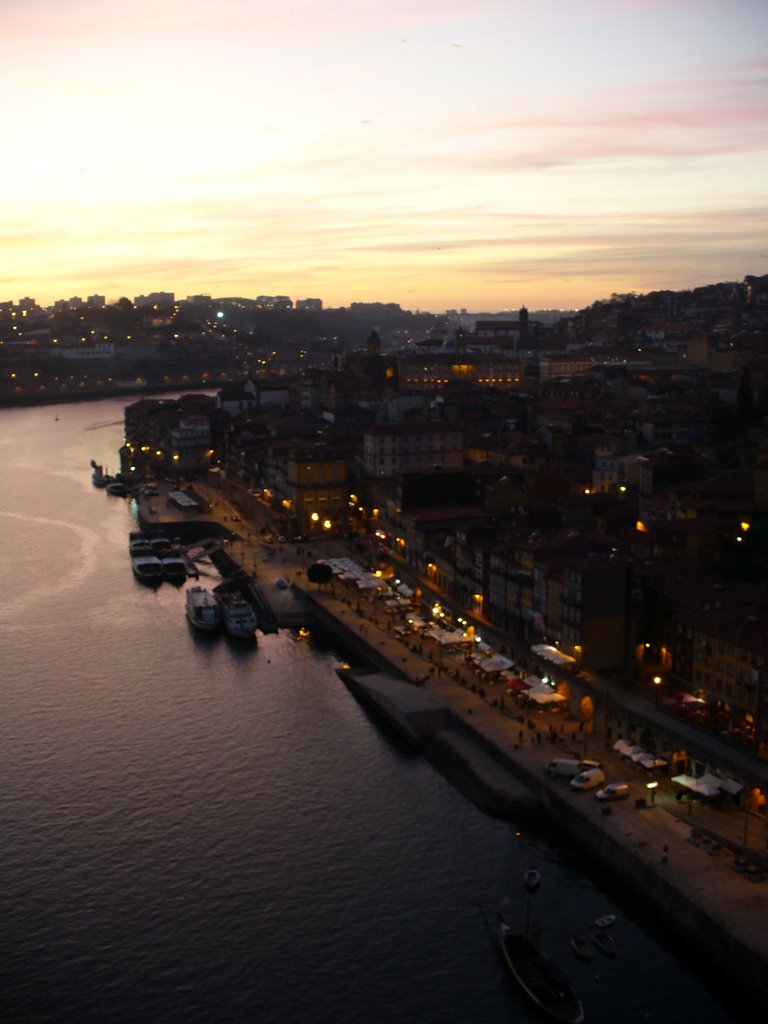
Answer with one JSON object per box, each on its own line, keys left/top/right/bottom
{"left": 737, "top": 366, "right": 755, "bottom": 423}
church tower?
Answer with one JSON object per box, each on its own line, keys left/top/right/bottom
{"left": 367, "top": 329, "right": 381, "bottom": 356}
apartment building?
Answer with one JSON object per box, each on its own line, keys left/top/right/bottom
{"left": 363, "top": 421, "right": 464, "bottom": 478}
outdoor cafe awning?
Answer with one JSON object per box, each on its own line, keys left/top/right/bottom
{"left": 527, "top": 684, "right": 566, "bottom": 704}
{"left": 638, "top": 754, "right": 668, "bottom": 771}
{"left": 671, "top": 774, "right": 721, "bottom": 799}
{"left": 505, "top": 676, "right": 531, "bottom": 693}
{"left": 715, "top": 776, "right": 744, "bottom": 795}
{"left": 700, "top": 772, "right": 743, "bottom": 796}
{"left": 477, "top": 654, "right": 514, "bottom": 673}
{"left": 531, "top": 643, "right": 576, "bottom": 666}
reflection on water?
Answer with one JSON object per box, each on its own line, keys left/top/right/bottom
{"left": 0, "top": 399, "right": 738, "bottom": 1024}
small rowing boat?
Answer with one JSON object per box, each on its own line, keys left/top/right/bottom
{"left": 570, "top": 935, "right": 592, "bottom": 962}
{"left": 593, "top": 930, "right": 616, "bottom": 957}
{"left": 594, "top": 914, "right": 615, "bottom": 929}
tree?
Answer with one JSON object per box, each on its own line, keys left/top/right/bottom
{"left": 306, "top": 562, "right": 333, "bottom": 588}
{"left": 737, "top": 366, "right": 754, "bottom": 423}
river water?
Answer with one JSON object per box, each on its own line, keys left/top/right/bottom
{"left": 0, "top": 398, "right": 738, "bottom": 1024}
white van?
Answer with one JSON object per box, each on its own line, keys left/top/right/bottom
{"left": 545, "top": 759, "right": 581, "bottom": 777}
{"left": 545, "top": 758, "right": 602, "bottom": 778}
{"left": 570, "top": 767, "right": 606, "bottom": 791}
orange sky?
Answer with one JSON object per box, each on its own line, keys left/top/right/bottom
{"left": 1, "top": 0, "right": 766, "bottom": 312}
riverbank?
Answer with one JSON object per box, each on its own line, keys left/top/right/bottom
{"left": 140, "top": 478, "right": 768, "bottom": 1007}
{"left": 295, "top": 582, "right": 768, "bottom": 1007}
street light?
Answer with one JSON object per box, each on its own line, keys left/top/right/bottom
{"left": 653, "top": 675, "right": 662, "bottom": 704}
{"left": 646, "top": 780, "right": 658, "bottom": 805}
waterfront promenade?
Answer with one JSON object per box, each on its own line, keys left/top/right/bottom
{"left": 143, "top": 479, "right": 768, "bottom": 1003}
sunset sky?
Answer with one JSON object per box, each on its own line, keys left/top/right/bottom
{"left": 2, "top": 0, "right": 766, "bottom": 312}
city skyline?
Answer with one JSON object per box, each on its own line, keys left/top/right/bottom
{"left": 2, "top": 0, "right": 766, "bottom": 313}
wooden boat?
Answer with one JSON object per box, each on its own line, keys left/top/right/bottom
{"left": 131, "top": 554, "right": 163, "bottom": 585}
{"left": 593, "top": 930, "right": 616, "bottom": 957}
{"left": 594, "top": 914, "right": 615, "bottom": 929}
{"left": 161, "top": 555, "right": 188, "bottom": 583}
{"left": 496, "top": 913, "right": 584, "bottom": 1023}
{"left": 570, "top": 935, "right": 592, "bottom": 962}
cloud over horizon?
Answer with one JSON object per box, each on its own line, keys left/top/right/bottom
{"left": 1, "top": 0, "right": 766, "bottom": 310}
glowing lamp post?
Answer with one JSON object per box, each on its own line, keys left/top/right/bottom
{"left": 653, "top": 675, "right": 662, "bottom": 704}
{"left": 646, "top": 780, "right": 658, "bottom": 805}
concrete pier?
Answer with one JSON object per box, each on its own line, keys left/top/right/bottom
{"left": 336, "top": 669, "right": 448, "bottom": 747}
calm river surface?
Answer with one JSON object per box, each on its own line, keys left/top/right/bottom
{"left": 0, "top": 398, "right": 739, "bottom": 1023}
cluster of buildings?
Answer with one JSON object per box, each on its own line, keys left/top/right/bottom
{"left": 115, "top": 276, "right": 768, "bottom": 763}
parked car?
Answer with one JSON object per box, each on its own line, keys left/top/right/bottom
{"left": 545, "top": 758, "right": 603, "bottom": 778}
{"left": 545, "top": 759, "right": 581, "bottom": 777}
{"left": 596, "top": 783, "right": 630, "bottom": 802}
{"left": 570, "top": 767, "right": 606, "bottom": 791}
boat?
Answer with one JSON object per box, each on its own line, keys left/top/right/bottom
{"left": 594, "top": 914, "right": 615, "bottom": 929}
{"left": 216, "top": 591, "right": 258, "bottom": 639}
{"left": 496, "top": 913, "right": 584, "bottom": 1023}
{"left": 185, "top": 586, "right": 221, "bottom": 631}
{"left": 131, "top": 554, "right": 164, "bottom": 584}
{"left": 129, "top": 531, "right": 154, "bottom": 556}
{"left": 149, "top": 536, "right": 174, "bottom": 556}
{"left": 91, "top": 460, "right": 113, "bottom": 488}
{"left": 106, "top": 480, "right": 130, "bottom": 496}
{"left": 593, "top": 930, "right": 616, "bottom": 957}
{"left": 161, "top": 555, "right": 188, "bottom": 583}
{"left": 570, "top": 935, "right": 592, "bottom": 962}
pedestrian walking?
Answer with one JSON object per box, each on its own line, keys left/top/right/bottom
{"left": 518, "top": 729, "right": 524, "bottom": 744}
{"left": 661, "top": 844, "right": 668, "bottom": 865}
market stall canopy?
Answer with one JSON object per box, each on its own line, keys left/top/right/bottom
{"left": 432, "top": 628, "right": 466, "bottom": 646}
{"left": 613, "top": 738, "right": 634, "bottom": 756}
{"left": 527, "top": 684, "right": 566, "bottom": 704}
{"left": 531, "top": 643, "right": 576, "bottom": 666}
{"left": 700, "top": 772, "right": 742, "bottom": 795}
{"left": 478, "top": 654, "right": 513, "bottom": 672}
{"left": 638, "top": 754, "right": 668, "bottom": 771}
{"left": 396, "top": 583, "right": 413, "bottom": 597}
{"left": 355, "top": 576, "right": 381, "bottom": 589}
{"left": 714, "top": 776, "right": 743, "bottom": 795}
{"left": 504, "top": 676, "right": 531, "bottom": 693}
{"left": 671, "top": 774, "right": 721, "bottom": 799}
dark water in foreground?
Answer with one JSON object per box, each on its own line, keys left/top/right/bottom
{"left": 0, "top": 400, "right": 737, "bottom": 1023}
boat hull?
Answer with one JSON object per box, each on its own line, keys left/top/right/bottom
{"left": 131, "top": 555, "right": 164, "bottom": 585}
{"left": 216, "top": 593, "right": 258, "bottom": 639}
{"left": 185, "top": 587, "right": 221, "bottom": 631}
{"left": 498, "top": 917, "right": 584, "bottom": 1024}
